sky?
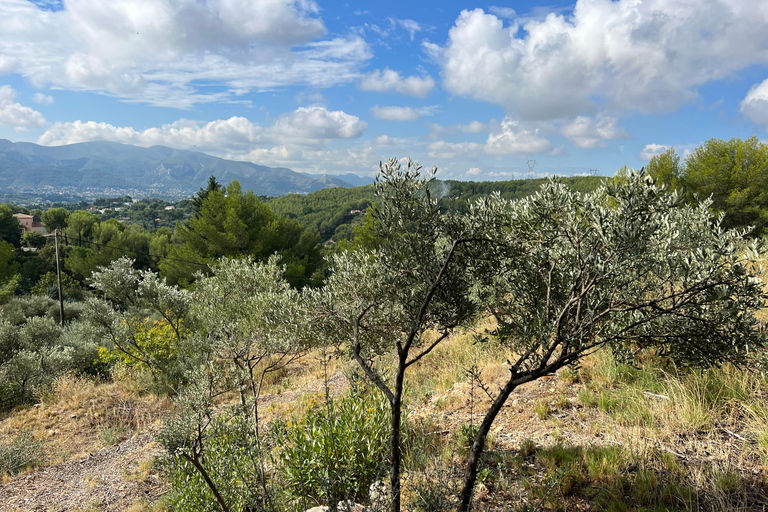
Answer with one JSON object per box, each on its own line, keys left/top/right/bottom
{"left": 0, "top": 0, "right": 767, "bottom": 181}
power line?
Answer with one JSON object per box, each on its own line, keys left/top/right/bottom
{"left": 526, "top": 160, "right": 537, "bottom": 179}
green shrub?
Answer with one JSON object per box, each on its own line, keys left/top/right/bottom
{"left": 457, "top": 423, "right": 479, "bottom": 448}
{"left": 0, "top": 430, "right": 46, "bottom": 476}
{"left": 277, "top": 387, "right": 390, "bottom": 508}
{"left": 31, "top": 272, "right": 83, "bottom": 301}
{"left": 163, "top": 413, "right": 267, "bottom": 512}
{"left": 1, "top": 295, "right": 56, "bottom": 325}
{"left": 0, "top": 317, "right": 100, "bottom": 411}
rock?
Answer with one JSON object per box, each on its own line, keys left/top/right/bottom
{"left": 368, "top": 480, "right": 390, "bottom": 511}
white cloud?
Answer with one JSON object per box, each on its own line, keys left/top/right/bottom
{"left": 488, "top": 7, "right": 516, "bottom": 19}
{"left": 371, "top": 106, "right": 420, "bottom": 121}
{"left": 741, "top": 78, "right": 768, "bottom": 126}
{"left": 427, "top": 140, "right": 483, "bottom": 159}
{"left": 640, "top": 144, "right": 673, "bottom": 161}
{"left": 238, "top": 145, "right": 380, "bottom": 176}
{"left": 370, "top": 135, "right": 414, "bottom": 147}
{"left": 458, "top": 120, "right": 489, "bottom": 133}
{"left": 388, "top": 17, "right": 424, "bottom": 41}
{"left": 354, "top": 17, "right": 430, "bottom": 42}
{"left": 38, "top": 106, "right": 366, "bottom": 152}
{"left": 271, "top": 106, "right": 367, "bottom": 147}
{"left": 431, "top": 4, "right": 768, "bottom": 120}
{"left": 295, "top": 91, "right": 325, "bottom": 105}
{"left": 0, "top": 0, "right": 370, "bottom": 107}
{"left": 0, "top": 56, "right": 17, "bottom": 74}
{"left": 32, "top": 92, "right": 54, "bottom": 104}
{"left": 485, "top": 118, "right": 553, "bottom": 154}
{"left": 561, "top": 116, "right": 629, "bottom": 149}
{"left": 39, "top": 117, "right": 263, "bottom": 150}
{"left": 238, "top": 145, "right": 299, "bottom": 162}
{"left": 0, "top": 85, "right": 46, "bottom": 129}
{"left": 359, "top": 68, "right": 435, "bottom": 97}
{"left": 213, "top": 0, "right": 324, "bottom": 44}
{"left": 370, "top": 105, "right": 439, "bottom": 121}
{"left": 466, "top": 167, "right": 482, "bottom": 175}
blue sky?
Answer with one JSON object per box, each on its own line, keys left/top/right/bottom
{"left": 0, "top": 0, "right": 767, "bottom": 180}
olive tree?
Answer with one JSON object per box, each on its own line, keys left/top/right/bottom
{"left": 86, "top": 257, "right": 195, "bottom": 383}
{"left": 309, "top": 159, "right": 488, "bottom": 512}
{"left": 457, "top": 172, "right": 767, "bottom": 510}
{"left": 161, "top": 256, "right": 308, "bottom": 512}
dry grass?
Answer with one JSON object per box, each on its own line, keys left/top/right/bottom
{"left": 3, "top": 306, "right": 768, "bottom": 512}
{"left": 405, "top": 318, "right": 514, "bottom": 409}
{"left": 0, "top": 370, "right": 168, "bottom": 465}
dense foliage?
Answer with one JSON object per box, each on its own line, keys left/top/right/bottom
{"left": 267, "top": 185, "right": 376, "bottom": 242}
{"left": 646, "top": 136, "right": 768, "bottom": 235}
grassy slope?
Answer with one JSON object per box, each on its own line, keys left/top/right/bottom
{"left": 2, "top": 325, "right": 765, "bottom": 511}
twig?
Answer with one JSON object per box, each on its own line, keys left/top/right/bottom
{"left": 642, "top": 437, "right": 687, "bottom": 459}
{"left": 720, "top": 427, "right": 748, "bottom": 442}
{"left": 642, "top": 391, "right": 670, "bottom": 400}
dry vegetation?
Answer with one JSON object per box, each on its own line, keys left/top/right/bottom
{"left": 1, "top": 319, "right": 767, "bottom": 511}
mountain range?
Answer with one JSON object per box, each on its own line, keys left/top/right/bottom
{"left": 0, "top": 139, "right": 373, "bottom": 199}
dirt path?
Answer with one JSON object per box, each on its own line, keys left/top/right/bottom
{"left": 0, "top": 430, "right": 165, "bottom": 512}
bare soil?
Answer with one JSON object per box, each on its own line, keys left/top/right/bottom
{"left": 0, "top": 430, "right": 163, "bottom": 512}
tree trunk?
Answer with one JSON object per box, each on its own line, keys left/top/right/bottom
{"left": 389, "top": 366, "right": 405, "bottom": 512}
{"left": 458, "top": 375, "right": 521, "bottom": 512}
{"left": 184, "top": 453, "right": 231, "bottom": 512}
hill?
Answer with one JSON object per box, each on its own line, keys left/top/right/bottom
{"left": 266, "top": 175, "right": 606, "bottom": 242}
{"left": 0, "top": 139, "right": 368, "bottom": 199}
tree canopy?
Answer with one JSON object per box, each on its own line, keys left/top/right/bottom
{"left": 162, "top": 180, "right": 321, "bottom": 287}
{"left": 647, "top": 137, "right": 768, "bottom": 235}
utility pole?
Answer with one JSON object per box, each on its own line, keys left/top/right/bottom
{"left": 527, "top": 160, "right": 537, "bottom": 179}
{"left": 54, "top": 229, "right": 64, "bottom": 326}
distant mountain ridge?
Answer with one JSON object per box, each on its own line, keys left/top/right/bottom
{"left": 0, "top": 139, "right": 372, "bottom": 199}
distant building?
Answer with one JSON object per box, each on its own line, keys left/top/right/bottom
{"left": 13, "top": 214, "right": 47, "bottom": 234}
{"left": 164, "top": 205, "right": 175, "bottom": 210}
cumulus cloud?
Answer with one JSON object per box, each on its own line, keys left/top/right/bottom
{"left": 430, "top": 4, "right": 768, "bottom": 120}
{"left": 466, "top": 167, "right": 482, "bottom": 175}
{"left": 485, "top": 118, "right": 553, "bottom": 154}
{"left": 741, "top": 78, "right": 768, "bottom": 126}
{"left": 0, "top": 85, "right": 46, "bottom": 129}
{"left": 38, "top": 106, "right": 366, "bottom": 152}
{"left": 0, "top": 0, "right": 369, "bottom": 107}
{"left": 271, "top": 106, "right": 367, "bottom": 147}
{"left": 561, "top": 116, "right": 629, "bottom": 149}
{"left": 359, "top": 68, "right": 435, "bottom": 97}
